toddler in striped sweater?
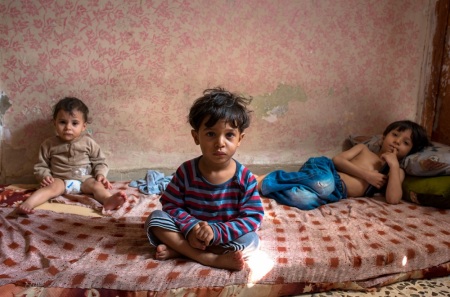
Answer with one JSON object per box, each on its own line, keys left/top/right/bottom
{"left": 145, "top": 87, "right": 264, "bottom": 270}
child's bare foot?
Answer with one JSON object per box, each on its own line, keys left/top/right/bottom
{"left": 16, "top": 203, "right": 35, "bottom": 215}
{"left": 155, "top": 244, "right": 181, "bottom": 260}
{"left": 256, "top": 174, "right": 267, "bottom": 192}
{"left": 103, "top": 191, "right": 127, "bottom": 210}
{"left": 215, "top": 251, "right": 245, "bottom": 270}
{"left": 155, "top": 244, "right": 244, "bottom": 270}
{"left": 200, "top": 251, "right": 245, "bottom": 271}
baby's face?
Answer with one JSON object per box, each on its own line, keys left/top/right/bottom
{"left": 53, "top": 109, "right": 87, "bottom": 142}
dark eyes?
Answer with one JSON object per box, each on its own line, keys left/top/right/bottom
{"left": 58, "top": 121, "right": 79, "bottom": 125}
{"left": 205, "top": 132, "right": 236, "bottom": 138}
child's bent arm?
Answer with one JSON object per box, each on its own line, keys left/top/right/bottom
{"left": 160, "top": 172, "right": 203, "bottom": 236}
{"left": 34, "top": 143, "right": 52, "bottom": 181}
{"left": 332, "top": 144, "right": 372, "bottom": 181}
{"left": 384, "top": 160, "right": 404, "bottom": 204}
{"left": 88, "top": 138, "right": 109, "bottom": 179}
{"left": 208, "top": 176, "right": 264, "bottom": 245}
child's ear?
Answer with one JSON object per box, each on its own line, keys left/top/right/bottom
{"left": 191, "top": 130, "right": 200, "bottom": 145}
{"left": 237, "top": 132, "right": 245, "bottom": 146}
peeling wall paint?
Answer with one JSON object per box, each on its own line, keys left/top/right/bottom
{"left": 253, "top": 84, "right": 307, "bottom": 122}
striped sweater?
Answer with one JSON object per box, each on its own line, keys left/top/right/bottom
{"left": 160, "top": 157, "right": 264, "bottom": 245}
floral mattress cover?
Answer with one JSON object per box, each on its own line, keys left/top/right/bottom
{"left": 0, "top": 182, "right": 449, "bottom": 296}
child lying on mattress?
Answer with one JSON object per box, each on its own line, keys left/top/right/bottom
{"left": 257, "top": 120, "right": 430, "bottom": 210}
{"left": 145, "top": 87, "right": 264, "bottom": 271}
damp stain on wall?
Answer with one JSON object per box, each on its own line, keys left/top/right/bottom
{"left": 0, "top": 92, "right": 12, "bottom": 125}
{"left": 253, "top": 84, "right": 307, "bottom": 123}
{"left": 0, "top": 91, "right": 12, "bottom": 177}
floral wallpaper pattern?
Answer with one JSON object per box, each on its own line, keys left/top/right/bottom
{"left": 0, "top": 0, "right": 432, "bottom": 182}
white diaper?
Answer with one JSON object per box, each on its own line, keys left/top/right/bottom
{"left": 65, "top": 180, "right": 82, "bottom": 194}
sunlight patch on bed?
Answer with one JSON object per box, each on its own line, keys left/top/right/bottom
{"left": 402, "top": 255, "right": 408, "bottom": 266}
{"left": 246, "top": 250, "right": 275, "bottom": 285}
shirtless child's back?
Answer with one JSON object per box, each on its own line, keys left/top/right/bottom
{"left": 257, "top": 120, "right": 430, "bottom": 210}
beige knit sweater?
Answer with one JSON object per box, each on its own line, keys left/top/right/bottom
{"left": 34, "top": 134, "right": 109, "bottom": 182}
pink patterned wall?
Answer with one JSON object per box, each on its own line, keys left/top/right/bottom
{"left": 0, "top": 0, "right": 433, "bottom": 182}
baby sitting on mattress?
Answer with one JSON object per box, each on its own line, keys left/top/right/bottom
{"left": 145, "top": 87, "right": 264, "bottom": 271}
{"left": 16, "top": 97, "right": 127, "bottom": 214}
{"left": 257, "top": 120, "right": 430, "bottom": 210}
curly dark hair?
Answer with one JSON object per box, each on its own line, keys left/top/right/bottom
{"left": 53, "top": 97, "right": 90, "bottom": 123}
{"left": 188, "top": 87, "right": 252, "bottom": 132}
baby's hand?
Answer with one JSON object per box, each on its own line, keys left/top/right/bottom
{"left": 40, "top": 176, "right": 54, "bottom": 187}
{"left": 196, "top": 221, "right": 213, "bottom": 246}
{"left": 187, "top": 225, "right": 207, "bottom": 250}
{"left": 96, "top": 175, "right": 112, "bottom": 189}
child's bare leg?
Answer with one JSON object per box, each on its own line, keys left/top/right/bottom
{"left": 151, "top": 227, "right": 245, "bottom": 270}
{"left": 16, "top": 179, "right": 65, "bottom": 214}
{"left": 81, "top": 178, "right": 127, "bottom": 210}
{"left": 63, "top": 193, "right": 89, "bottom": 201}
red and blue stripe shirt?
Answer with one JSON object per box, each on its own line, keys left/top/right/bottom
{"left": 160, "top": 157, "right": 264, "bottom": 245}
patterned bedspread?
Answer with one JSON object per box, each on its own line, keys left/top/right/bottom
{"left": 0, "top": 182, "right": 449, "bottom": 296}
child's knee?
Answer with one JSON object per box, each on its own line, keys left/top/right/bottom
{"left": 310, "top": 175, "right": 335, "bottom": 197}
{"left": 282, "top": 189, "right": 324, "bottom": 210}
{"left": 45, "top": 178, "right": 65, "bottom": 193}
{"left": 145, "top": 210, "right": 162, "bottom": 230}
